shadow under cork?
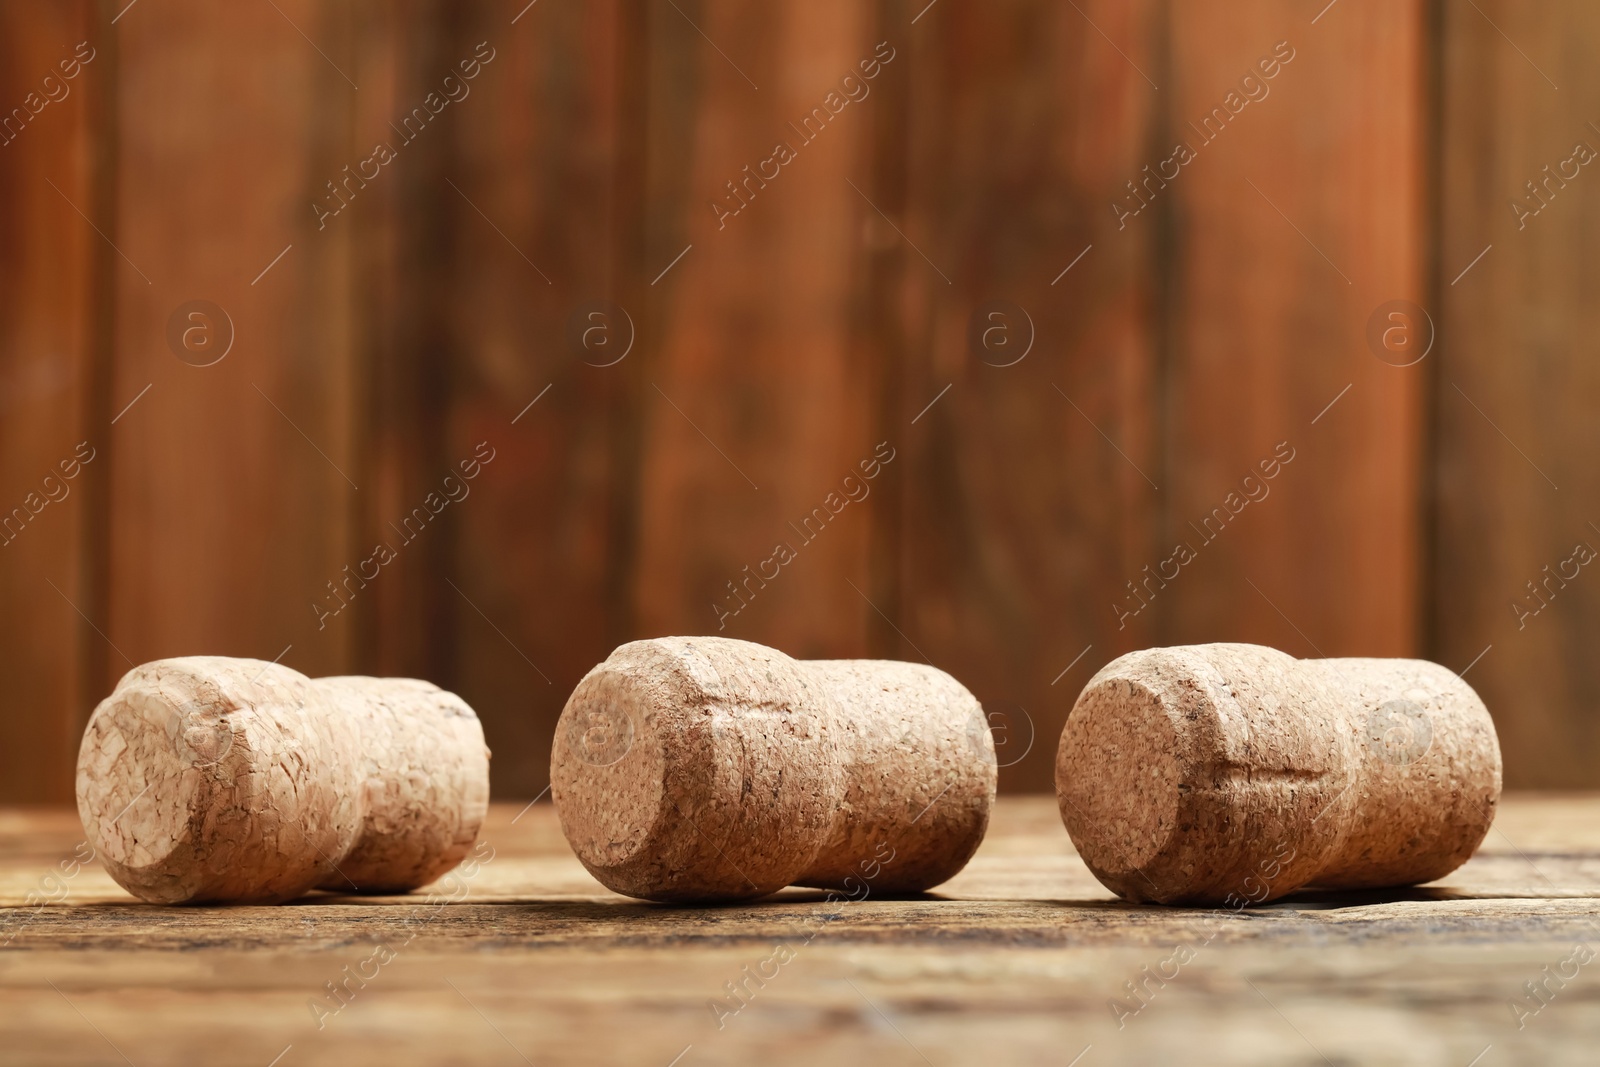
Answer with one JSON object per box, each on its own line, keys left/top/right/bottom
{"left": 1259, "top": 884, "right": 1473, "bottom": 910}
{"left": 766, "top": 887, "right": 946, "bottom": 905}
{"left": 11, "top": 886, "right": 1600, "bottom": 954}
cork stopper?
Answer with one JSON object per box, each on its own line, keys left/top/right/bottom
{"left": 550, "top": 637, "right": 996, "bottom": 903}
{"left": 1055, "top": 643, "right": 1502, "bottom": 904}
{"left": 76, "top": 657, "right": 489, "bottom": 904}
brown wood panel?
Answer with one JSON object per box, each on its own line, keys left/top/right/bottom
{"left": 894, "top": 0, "right": 1164, "bottom": 792}
{"left": 0, "top": 2, "right": 102, "bottom": 803}
{"left": 631, "top": 0, "right": 887, "bottom": 661}
{"left": 105, "top": 0, "right": 366, "bottom": 680}
{"left": 350, "top": 0, "right": 465, "bottom": 691}
{"left": 438, "top": 0, "right": 641, "bottom": 794}
{"left": 6, "top": 0, "right": 1600, "bottom": 801}
{"left": 1434, "top": 1, "right": 1600, "bottom": 787}
{"left": 1160, "top": 0, "right": 1427, "bottom": 658}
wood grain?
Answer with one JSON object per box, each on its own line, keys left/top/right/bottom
{"left": 1160, "top": 0, "right": 1427, "bottom": 659}
{"left": 631, "top": 0, "right": 886, "bottom": 662}
{"left": 892, "top": 0, "right": 1164, "bottom": 792}
{"left": 349, "top": 0, "right": 458, "bottom": 688}
{"left": 1434, "top": 0, "right": 1600, "bottom": 788}
{"left": 3, "top": 0, "right": 1600, "bottom": 804}
{"left": 2, "top": 797, "right": 1598, "bottom": 1065}
{"left": 0, "top": 1, "right": 101, "bottom": 803}
{"left": 437, "top": 0, "right": 640, "bottom": 795}
{"left": 105, "top": 0, "right": 364, "bottom": 679}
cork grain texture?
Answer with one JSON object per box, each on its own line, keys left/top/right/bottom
{"left": 313, "top": 677, "right": 490, "bottom": 893}
{"left": 798, "top": 660, "right": 994, "bottom": 892}
{"left": 1057, "top": 644, "right": 1501, "bottom": 905}
{"left": 552, "top": 637, "right": 996, "bottom": 903}
{"left": 76, "top": 658, "right": 489, "bottom": 905}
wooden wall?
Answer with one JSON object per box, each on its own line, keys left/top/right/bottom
{"left": 0, "top": 0, "right": 1592, "bottom": 800}
{"left": 0, "top": 0, "right": 102, "bottom": 804}
{"left": 1434, "top": 0, "right": 1600, "bottom": 789}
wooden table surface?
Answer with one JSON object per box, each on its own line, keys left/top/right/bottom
{"left": 3, "top": 796, "right": 1599, "bottom": 1066}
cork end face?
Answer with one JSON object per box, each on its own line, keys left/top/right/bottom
{"left": 549, "top": 654, "right": 674, "bottom": 887}
{"left": 77, "top": 681, "right": 206, "bottom": 885}
{"left": 1057, "top": 676, "right": 1187, "bottom": 896}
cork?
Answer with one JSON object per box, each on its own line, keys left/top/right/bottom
{"left": 1055, "top": 643, "right": 1502, "bottom": 905}
{"left": 75, "top": 657, "right": 490, "bottom": 905}
{"left": 550, "top": 637, "right": 996, "bottom": 902}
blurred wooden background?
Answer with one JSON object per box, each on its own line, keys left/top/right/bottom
{"left": 0, "top": 0, "right": 1592, "bottom": 801}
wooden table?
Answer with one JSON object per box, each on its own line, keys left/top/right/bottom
{"left": 3, "top": 796, "right": 1598, "bottom": 1066}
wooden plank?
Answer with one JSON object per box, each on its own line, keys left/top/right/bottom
{"left": 4, "top": 941, "right": 1599, "bottom": 1067}
{"left": 433, "top": 0, "right": 639, "bottom": 795}
{"left": 105, "top": 0, "right": 365, "bottom": 680}
{"left": 2, "top": 797, "right": 1599, "bottom": 1065}
{"left": 351, "top": 0, "right": 464, "bottom": 690}
{"left": 1434, "top": 1, "right": 1600, "bottom": 787}
{"left": 892, "top": 0, "right": 1164, "bottom": 792}
{"left": 628, "top": 0, "right": 887, "bottom": 665}
{"left": 1159, "top": 1, "right": 1427, "bottom": 661}
{"left": 0, "top": 2, "right": 101, "bottom": 803}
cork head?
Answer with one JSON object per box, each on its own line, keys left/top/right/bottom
{"left": 76, "top": 657, "right": 364, "bottom": 904}
{"left": 1058, "top": 644, "right": 1338, "bottom": 904}
{"left": 1057, "top": 675, "right": 1186, "bottom": 883}
{"left": 551, "top": 636, "right": 845, "bottom": 902}
{"left": 77, "top": 674, "right": 212, "bottom": 876}
{"left": 550, "top": 655, "right": 672, "bottom": 877}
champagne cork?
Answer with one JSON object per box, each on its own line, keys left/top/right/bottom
{"left": 1056, "top": 643, "right": 1502, "bottom": 905}
{"left": 76, "top": 657, "right": 490, "bottom": 905}
{"left": 550, "top": 636, "right": 996, "bottom": 902}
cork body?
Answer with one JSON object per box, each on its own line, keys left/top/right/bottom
{"left": 312, "top": 677, "right": 490, "bottom": 893}
{"left": 76, "top": 658, "right": 489, "bottom": 905}
{"left": 796, "top": 660, "right": 994, "bottom": 893}
{"left": 551, "top": 637, "right": 996, "bottom": 903}
{"left": 1055, "top": 644, "right": 1502, "bottom": 905}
